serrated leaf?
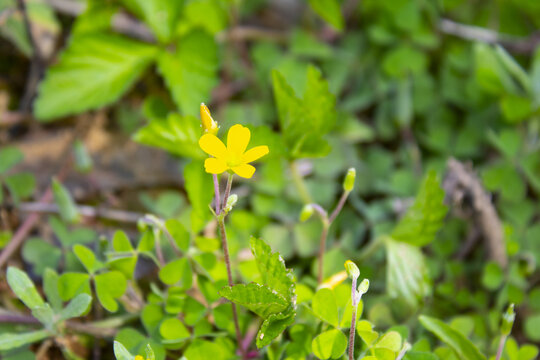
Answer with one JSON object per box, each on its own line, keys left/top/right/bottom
{"left": 134, "top": 113, "right": 204, "bottom": 159}
{"left": 256, "top": 306, "right": 296, "bottom": 348}
{"left": 95, "top": 271, "right": 127, "bottom": 312}
{"left": 120, "top": 0, "right": 182, "bottom": 42}
{"left": 34, "top": 33, "right": 157, "bottom": 121}
{"left": 6, "top": 267, "right": 45, "bottom": 310}
{"left": 59, "top": 293, "right": 92, "bottom": 320}
{"left": 250, "top": 237, "right": 295, "bottom": 300}
{"left": 419, "top": 315, "right": 486, "bottom": 360}
{"left": 386, "top": 238, "right": 430, "bottom": 309}
{"left": 0, "top": 330, "right": 50, "bottom": 351}
{"left": 157, "top": 30, "right": 218, "bottom": 117}
{"left": 272, "top": 66, "right": 336, "bottom": 158}
{"left": 391, "top": 170, "right": 447, "bottom": 246}
{"left": 219, "top": 283, "right": 289, "bottom": 318}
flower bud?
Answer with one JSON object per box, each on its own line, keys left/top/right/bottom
{"left": 344, "top": 260, "right": 360, "bottom": 280}
{"left": 200, "top": 103, "right": 219, "bottom": 135}
{"left": 224, "top": 194, "right": 238, "bottom": 214}
{"left": 501, "top": 303, "right": 515, "bottom": 336}
{"left": 357, "top": 278, "right": 369, "bottom": 295}
{"left": 300, "top": 204, "right": 314, "bottom": 222}
{"left": 343, "top": 168, "right": 356, "bottom": 192}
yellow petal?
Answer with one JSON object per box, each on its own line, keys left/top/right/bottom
{"left": 200, "top": 103, "right": 218, "bottom": 135}
{"left": 227, "top": 124, "right": 251, "bottom": 155}
{"left": 199, "top": 134, "right": 227, "bottom": 158}
{"left": 243, "top": 145, "right": 269, "bottom": 163}
{"left": 204, "top": 158, "right": 228, "bottom": 174}
{"left": 231, "top": 164, "right": 256, "bottom": 179}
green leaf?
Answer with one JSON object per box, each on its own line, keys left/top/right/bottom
{"left": 0, "top": 330, "right": 50, "bottom": 351}
{"left": 481, "top": 261, "right": 504, "bottom": 290}
{"left": 120, "top": 0, "right": 182, "bottom": 42}
{"left": 113, "top": 231, "right": 134, "bottom": 252}
{"left": 386, "top": 238, "right": 430, "bottom": 309}
{"left": 0, "top": 146, "right": 23, "bottom": 174}
{"left": 159, "top": 317, "right": 190, "bottom": 342}
{"left": 165, "top": 219, "right": 190, "bottom": 252}
{"left": 375, "top": 331, "right": 402, "bottom": 352}
{"left": 391, "top": 171, "right": 448, "bottom": 246}
{"left": 34, "top": 33, "right": 157, "bottom": 121}
{"left": 159, "top": 258, "right": 192, "bottom": 289}
{"left": 272, "top": 66, "right": 337, "bottom": 158}
{"left": 308, "top": 0, "right": 344, "bottom": 31}
{"left": 494, "top": 45, "right": 531, "bottom": 94}
{"left": 73, "top": 245, "right": 101, "bottom": 274}
{"left": 184, "top": 339, "right": 229, "bottom": 360}
{"left": 311, "top": 329, "right": 348, "bottom": 359}
{"left": 356, "top": 320, "right": 379, "bottom": 346}
{"left": 59, "top": 293, "right": 92, "bottom": 320}
{"left": 219, "top": 283, "right": 289, "bottom": 318}
{"left": 383, "top": 45, "right": 428, "bottom": 77}
{"left": 250, "top": 237, "right": 295, "bottom": 300}
{"left": 157, "top": 30, "right": 218, "bottom": 117}
{"left": 256, "top": 306, "right": 296, "bottom": 348}
{"left": 43, "top": 268, "right": 62, "bottom": 312}
{"left": 31, "top": 304, "right": 55, "bottom": 326}
{"left": 134, "top": 113, "right": 204, "bottom": 159}
{"left": 4, "top": 173, "right": 35, "bottom": 203}
{"left": 474, "top": 43, "right": 520, "bottom": 96}
{"left": 184, "top": 159, "right": 213, "bottom": 232}
{"left": 419, "top": 315, "right": 486, "bottom": 360}
{"left": 94, "top": 271, "right": 127, "bottom": 312}
{"left": 58, "top": 272, "right": 91, "bottom": 301}
{"left": 500, "top": 94, "right": 533, "bottom": 123}
{"left": 312, "top": 288, "right": 339, "bottom": 328}
{"left": 22, "top": 238, "right": 62, "bottom": 275}
{"left": 524, "top": 313, "right": 540, "bottom": 341}
{"left": 6, "top": 267, "right": 45, "bottom": 310}
{"left": 52, "top": 179, "right": 80, "bottom": 223}
{"left": 114, "top": 341, "right": 135, "bottom": 360}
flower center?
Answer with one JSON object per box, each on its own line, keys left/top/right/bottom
{"left": 226, "top": 152, "right": 243, "bottom": 167}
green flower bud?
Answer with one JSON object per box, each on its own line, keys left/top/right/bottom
{"left": 344, "top": 260, "right": 360, "bottom": 279}
{"left": 224, "top": 194, "right": 238, "bottom": 214}
{"left": 501, "top": 303, "right": 515, "bottom": 336}
{"left": 300, "top": 204, "right": 314, "bottom": 222}
{"left": 343, "top": 168, "right": 356, "bottom": 192}
{"left": 357, "top": 278, "right": 370, "bottom": 295}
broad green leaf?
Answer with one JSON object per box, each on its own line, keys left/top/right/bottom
{"left": 4, "top": 173, "right": 35, "bottom": 203}
{"left": 312, "top": 288, "right": 339, "bottom": 327}
{"left": 159, "top": 317, "right": 190, "bottom": 341}
{"left": 481, "top": 261, "right": 504, "bottom": 290}
{"left": 184, "top": 339, "right": 230, "bottom": 360}
{"left": 474, "top": 43, "right": 520, "bottom": 96}
{"left": 58, "top": 272, "right": 91, "bottom": 301}
{"left": 115, "top": 328, "right": 166, "bottom": 360}
{"left": 272, "top": 66, "right": 336, "bottom": 158}
{"left": 165, "top": 219, "right": 190, "bottom": 252}
{"left": 184, "top": 159, "right": 213, "bottom": 232}
{"left": 34, "top": 33, "right": 157, "bottom": 121}
{"left": 134, "top": 113, "right": 204, "bottom": 159}
{"left": 311, "top": 329, "right": 347, "bottom": 359}
{"left": 356, "top": 320, "right": 379, "bottom": 346}
{"left": 0, "top": 146, "right": 23, "bottom": 174}
{"left": 308, "top": 0, "right": 344, "bottom": 31}
{"left": 383, "top": 45, "right": 428, "bottom": 77}
{"left": 219, "top": 283, "right": 289, "bottom": 318}
{"left": 95, "top": 271, "right": 127, "bottom": 312}
{"left": 43, "top": 268, "right": 62, "bottom": 311}
{"left": 524, "top": 313, "right": 540, "bottom": 341}
{"left": 500, "top": 95, "right": 533, "bottom": 123}
{"left": 22, "top": 238, "right": 62, "bottom": 275}
{"left": 256, "top": 306, "right": 296, "bottom": 348}
{"left": 386, "top": 238, "right": 430, "bottom": 309}
{"left": 73, "top": 245, "right": 100, "bottom": 274}
{"left": 157, "top": 30, "right": 218, "bottom": 117}
{"left": 419, "top": 315, "right": 486, "bottom": 360}
{"left": 182, "top": 0, "right": 228, "bottom": 34}
{"left": 6, "top": 267, "right": 45, "bottom": 309}
{"left": 159, "top": 258, "right": 192, "bottom": 289}
{"left": 0, "top": 330, "right": 50, "bottom": 351}
{"left": 120, "top": 0, "right": 182, "bottom": 42}
{"left": 250, "top": 237, "right": 295, "bottom": 300}
{"left": 391, "top": 171, "right": 447, "bottom": 246}
{"left": 113, "top": 231, "right": 134, "bottom": 252}
{"left": 375, "top": 331, "right": 402, "bottom": 352}
{"left": 114, "top": 341, "right": 135, "bottom": 360}
{"left": 52, "top": 179, "right": 80, "bottom": 223}
{"left": 59, "top": 293, "right": 92, "bottom": 320}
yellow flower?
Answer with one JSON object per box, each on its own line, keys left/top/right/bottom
{"left": 200, "top": 103, "right": 219, "bottom": 135}
{"left": 199, "top": 124, "right": 269, "bottom": 179}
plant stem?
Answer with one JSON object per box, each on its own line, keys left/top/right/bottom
{"left": 348, "top": 276, "right": 358, "bottom": 360}
{"left": 329, "top": 191, "right": 350, "bottom": 223}
{"left": 218, "top": 213, "right": 244, "bottom": 358}
{"left": 213, "top": 174, "right": 221, "bottom": 214}
{"left": 289, "top": 161, "right": 313, "bottom": 204}
{"left": 495, "top": 335, "right": 507, "bottom": 360}
{"left": 318, "top": 223, "right": 329, "bottom": 284}
{"left": 222, "top": 173, "right": 233, "bottom": 211}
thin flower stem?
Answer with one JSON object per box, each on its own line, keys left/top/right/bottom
{"left": 329, "top": 191, "right": 350, "bottom": 224}
{"left": 348, "top": 276, "right": 358, "bottom": 360}
{"left": 218, "top": 211, "right": 244, "bottom": 358}
{"left": 318, "top": 224, "right": 329, "bottom": 284}
{"left": 222, "top": 173, "right": 234, "bottom": 212}
{"left": 495, "top": 335, "right": 507, "bottom": 360}
{"left": 213, "top": 174, "right": 221, "bottom": 214}
{"left": 289, "top": 161, "right": 313, "bottom": 204}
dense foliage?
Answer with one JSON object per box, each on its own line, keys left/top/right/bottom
{"left": 1, "top": 0, "right": 540, "bottom": 359}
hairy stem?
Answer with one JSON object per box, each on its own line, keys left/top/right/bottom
{"left": 495, "top": 335, "right": 507, "bottom": 360}
{"left": 348, "top": 276, "right": 358, "bottom": 360}
{"left": 213, "top": 174, "right": 221, "bottom": 214}
{"left": 222, "top": 173, "right": 233, "bottom": 212}
{"left": 329, "top": 191, "right": 350, "bottom": 224}
{"left": 290, "top": 161, "right": 313, "bottom": 204}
